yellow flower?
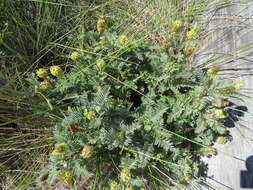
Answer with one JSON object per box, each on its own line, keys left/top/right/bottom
{"left": 85, "top": 111, "right": 96, "bottom": 120}
{"left": 119, "top": 130, "right": 125, "bottom": 137}
{"left": 207, "top": 67, "right": 221, "bottom": 78}
{"left": 110, "top": 181, "right": 119, "bottom": 190}
{"left": 171, "top": 20, "right": 183, "bottom": 34}
{"left": 52, "top": 143, "right": 69, "bottom": 155}
{"left": 186, "top": 26, "right": 201, "bottom": 40}
{"left": 60, "top": 170, "right": 73, "bottom": 185}
{"left": 50, "top": 66, "right": 64, "bottom": 77}
{"left": 211, "top": 98, "right": 229, "bottom": 107}
{"left": 215, "top": 109, "right": 228, "bottom": 119}
{"left": 224, "top": 80, "right": 244, "bottom": 92}
{"left": 216, "top": 136, "right": 228, "bottom": 144}
{"left": 99, "top": 37, "right": 107, "bottom": 45}
{"left": 184, "top": 41, "right": 198, "bottom": 57}
{"left": 233, "top": 80, "right": 243, "bottom": 90}
{"left": 119, "top": 35, "right": 130, "bottom": 46}
{"left": 80, "top": 146, "right": 93, "bottom": 158}
{"left": 162, "top": 39, "right": 169, "bottom": 49}
{"left": 120, "top": 168, "right": 131, "bottom": 183}
{"left": 207, "top": 146, "right": 217, "bottom": 156}
{"left": 97, "top": 18, "right": 107, "bottom": 33}
{"left": 36, "top": 68, "right": 48, "bottom": 78}
{"left": 39, "top": 80, "right": 50, "bottom": 91}
{"left": 202, "top": 146, "right": 217, "bottom": 156}
{"left": 96, "top": 58, "right": 106, "bottom": 71}
{"left": 69, "top": 51, "right": 80, "bottom": 61}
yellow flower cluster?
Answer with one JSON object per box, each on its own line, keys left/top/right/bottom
{"left": 208, "top": 147, "right": 217, "bottom": 155}
{"left": 36, "top": 68, "right": 48, "bottom": 78}
{"left": 207, "top": 66, "right": 220, "bottom": 78}
{"left": 233, "top": 80, "right": 243, "bottom": 90}
{"left": 99, "top": 37, "right": 107, "bottom": 45}
{"left": 85, "top": 111, "right": 96, "bottom": 120}
{"left": 211, "top": 98, "right": 229, "bottom": 108}
{"left": 52, "top": 143, "right": 69, "bottom": 155}
{"left": 119, "top": 35, "right": 130, "bottom": 46}
{"left": 80, "top": 146, "right": 93, "bottom": 158}
{"left": 36, "top": 66, "right": 64, "bottom": 79}
{"left": 224, "top": 80, "right": 244, "bottom": 92}
{"left": 69, "top": 51, "right": 80, "bottom": 61}
{"left": 97, "top": 18, "right": 107, "bottom": 33}
{"left": 202, "top": 146, "right": 217, "bottom": 156}
{"left": 39, "top": 80, "right": 50, "bottom": 90}
{"left": 50, "top": 66, "right": 64, "bottom": 77}
{"left": 60, "top": 170, "right": 73, "bottom": 185}
{"left": 184, "top": 41, "right": 198, "bottom": 57}
{"left": 110, "top": 181, "right": 119, "bottom": 190}
{"left": 119, "top": 130, "right": 125, "bottom": 137}
{"left": 215, "top": 109, "right": 228, "bottom": 119}
{"left": 120, "top": 168, "right": 131, "bottom": 183}
{"left": 162, "top": 39, "right": 169, "bottom": 49}
{"left": 96, "top": 58, "right": 106, "bottom": 71}
{"left": 216, "top": 136, "right": 228, "bottom": 144}
{"left": 186, "top": 26, "right": 201, "bottom": 40}
{"left": 171, "top": 20, "right": 183, "bottom": 34}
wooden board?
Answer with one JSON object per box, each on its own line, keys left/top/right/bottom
{"left": 194, "top": 1, "right": 253, "bottom": 189}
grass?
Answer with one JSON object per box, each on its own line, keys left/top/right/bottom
{"left": 1, "top": 0, "right": 253, "bottom": 189}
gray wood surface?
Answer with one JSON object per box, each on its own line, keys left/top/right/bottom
{"left": 194, "top": 1, "right": 253, "bottom": 190}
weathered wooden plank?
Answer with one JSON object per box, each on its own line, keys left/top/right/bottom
{"left": 195, "top": 1, "right": 253, "bottom": 189}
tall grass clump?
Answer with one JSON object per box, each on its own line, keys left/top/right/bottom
{"left": 0, "top": 0, "right": 251, "bottom": 190}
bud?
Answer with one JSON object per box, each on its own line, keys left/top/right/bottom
{"left": 80, "top": 146, "right": 93, "bottom": 158}
{"left": 162, "top": 39, "right": 169, "bottom": 49}
{"left": 119, "top": 130, "right": 125, "bottom": 137}
{"left": 119, "top": 35, "right": 130, "bottom": 46}
{"left": 52, "top": 143, "right": 69, "bottom": 155}
{"left": 207, "top": 67, "right": 221, "bottom": 78}
{"left": 215, "top": 109, "right": 228, "bottom": 119}
{"left": 50, "top": 66, "right": 64, "bottom": 77}
{"left": 184, "top": 42, "right": 198, "bottom": 57}
{"left": 36, "top": 68, "right": 48, "bottom": 78}
{"left": 60, "top": 170, "right": 73, "bottom": 185}
{"left": 216, "top": 136, "right": 228, "bottom": 144}
{"left": 186, "top": 26, "right": 201, "bottom": 40}
{"left": 69, "top": 51, "right": 80, "bottom": 61}
{"left": 39, "top": 80, "right": 50, "bottom": 91}
{"left": 120, "top": 168, "right": 131, "bottom": 183}
{"left": 97, "top": 18, "right": 107, "bottom": 33}
{"left": 120, "top": 71, "right": 127, "bottom": 78}
{"left": 96, "top": 58, "right": 106, "bottom": 71}
{"left": 171, "top": 20, "right": 183, "bottom": 34}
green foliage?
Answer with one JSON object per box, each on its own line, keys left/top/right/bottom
{"left": 0, "top": 0, "right": 248, "bottom": 189}
{"left": 26, "top": 23, "right": 244, "bottom": 189}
